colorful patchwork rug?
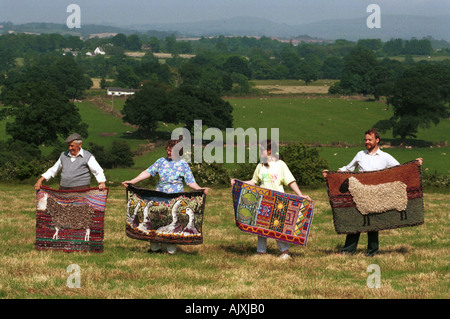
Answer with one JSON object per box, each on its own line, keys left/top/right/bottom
{"left": 326, "top": 160, "right": 424, "bottom": 234}
{"left": 232, "top": 180, "right": 314, "bottom": 246}
{"left": 125, "top": 184, "right": 206, "bottom": 245}
{"left": 35, "top": 186, "right": 109, "bottom": 253}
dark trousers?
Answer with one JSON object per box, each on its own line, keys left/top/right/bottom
{"left": 341, "top": 231, "right": 379, "bottom": 256}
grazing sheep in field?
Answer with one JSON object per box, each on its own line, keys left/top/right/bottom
{"left": 340, "top": 177, "right": 408, "bottom": 226}
{"left": 39, "top": 193, "right": 95, "bottom": 241}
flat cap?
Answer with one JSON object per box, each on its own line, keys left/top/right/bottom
{"left": 65, "top": 133, "right": 82, "bottom": 143}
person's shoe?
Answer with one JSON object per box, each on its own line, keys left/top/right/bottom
{"left": 365, "top": 251, "right": 378, "bottom": 257}
{"left": 336, "top": 250, "right": 354, "bottom": 256}
{"left": 279, "top": 253, "right": 291, "bottom": 260}
{"left": 148, "top": 242, "right": 162, "bottom": 253}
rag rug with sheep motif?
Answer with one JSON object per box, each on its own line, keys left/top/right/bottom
{"left": 125, "top": 184, "right": 206, "bottom": 245}
{"left": 232, "top": 180, "right": 314, "bottom": 246}
{"left": 35, "top": 186, "right": 109, "bottom": 252}
{"left": 326, "top": 160, "right": 424, "bottom": 234}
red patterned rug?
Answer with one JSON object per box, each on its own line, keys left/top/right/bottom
{"left": 35, "top": 186, "right": 109, "bottom": 252}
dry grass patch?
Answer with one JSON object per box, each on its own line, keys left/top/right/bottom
{"left": 255, "top": 85, "right": 330, "bottom": 94}
{"left": 0, "top": 184, "right": 448, "bottom": 299}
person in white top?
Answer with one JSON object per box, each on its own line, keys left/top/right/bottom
{"left": 34, "top": 133, "right": 106, "bottom": 191}
{"left": 323, "top": 129, "right": 423, "bottom": 256}
{"left": 231, "top": 139, "right": 311, "bottom": 259}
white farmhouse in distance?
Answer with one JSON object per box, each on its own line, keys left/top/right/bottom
{"left": 94, "top": 47, "right": 106, "bottom": 55}
{"left": 107, "top": 87, "right": 139, "bottom": 96}
{"left": 86, "top": 47, "right": 106, "bottom": 56}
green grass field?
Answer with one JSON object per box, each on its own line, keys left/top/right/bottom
{"left": 75, "top": 100, "right": 141, "bottom": 149}
{"left": 0, "top": 184, "right": 448, "bottom": 299}
{"left": 2, "top": 96, "right": 449, "bottom": 177}
{"left": 1, "top": 95, "right": 449, "bottom": 300}
{"left": 106, "top": 96, "right": 450, "bottom": 177}
{"left": 229, "top": 96, "right": 450, "bottom": 145}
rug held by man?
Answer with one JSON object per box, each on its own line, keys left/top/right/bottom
{"left": 125, "top": 184, "right": 206, "bottom": 245}
{"left": 326, "top": 160, "right": 424, "bottom": 234}
{"left": 35, "top": 186, "right": 109, "bottom": 252}
{"left": 232, "top": 180, "right": 314, "bottom": 246}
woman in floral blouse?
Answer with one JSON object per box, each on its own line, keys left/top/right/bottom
{"left": 122, "top": 139, "right": 210, "bottom": 254}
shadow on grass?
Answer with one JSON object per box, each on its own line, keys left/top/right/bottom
{"left": 219, "top": 243, "right": 255, "bottom": 256}
{"left": 317, "top": 244, "right": 411, "bottom": 256}
{"left": 381, "top": 138, "right": 434, "bottom": 147}
{"left": 110, "top": 242, "right": 201, "bottom": 256}
{"left": 219, "top": 243, "right": 297, "bottom": 257}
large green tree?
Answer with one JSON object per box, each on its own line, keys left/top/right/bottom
{"left": 222, "top": 56, "right": 252, "bottom": 79}
{"left": 375, "top": 64, "right": 449, "bottom": 141}
{"left": 339, "top": 46, "right": 379, "bottom": 95}
{"left": 165, "top": 85, "right": 233, "bottom": 132}
{"left": 121, "top": 82, "right": 169, "bottom": 135}
{"left": 1, "top": 81, "right": 88, "bottom": 145}
{"left": 121, "top": 82, "right": 233, "bottom": 136}
{"left": 321, "top": 56, "right": 343, "bottom": 79}
{"left": 49, "top": 55, "right": 93, "bottom": 99}
{"left": 2, "top": 55, "right": 92, "bottom": 100}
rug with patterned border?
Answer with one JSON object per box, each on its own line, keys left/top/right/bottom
{"left": 232, "top": 180, "right": 314, "bottom": 246}
{"left": 35, "top": 186, "right": 109, "bottom": 253}
{"left": 125, "top": 184, "right": 206, "bottom": 245}
{"left": 325, "top": 160, "right": 424, "bottom": 234}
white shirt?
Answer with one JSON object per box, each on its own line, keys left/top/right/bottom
{"left": 339, "top": 148, "right": 400, "bottom": 172}
{"left": 42, "top": 148, "right": 106, "bottom": 183}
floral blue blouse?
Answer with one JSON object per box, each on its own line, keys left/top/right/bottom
{"left": 147, "top": 157, "right": 196, "bottom": 193}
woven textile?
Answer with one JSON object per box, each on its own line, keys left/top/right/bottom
{"left": 326, "top": 160, "right": 424, "bottom": 234}
{"left": 232, "top": 180, "right": 314, "bottom": 246}
{"left": 125, "top": 184, "right": 206, "bottom": 245}
{"left": 35, "top": 186, "right": 109, "bottom": 253}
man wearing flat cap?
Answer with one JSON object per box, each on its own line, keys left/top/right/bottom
{"left": 34, "top": 133, "right": 106, "bottom": 191}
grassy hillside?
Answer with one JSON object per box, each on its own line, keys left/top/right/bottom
{"left": 229, "top": 96, "right": 450, "bottom": 145}
{"left": 1, "top": 96, "right": 449, "bottom": 178}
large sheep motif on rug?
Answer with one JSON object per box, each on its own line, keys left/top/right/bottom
{"left": 231, "top": 180, "right": 315, "bottom": 246}
{"left": 35, "top": 186, "right": 109, "bottom": 252}
{"left": 125, "top": 184, "right": 206, "bottom": 245}
{"left": 325, "top": 160, "right": 424, "bottom": 234}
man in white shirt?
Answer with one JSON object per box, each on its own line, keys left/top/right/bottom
{"left": 34, "top": 133, "right": 106, "bottom": 191}
{"left": 323, "top": 129, "right": 422, "bottom": 256}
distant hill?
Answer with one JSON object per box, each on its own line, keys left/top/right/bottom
{"left": 2, "top": 15, "right": 448, "bottom": 42}
{"left": 129, "top": 15, "right": 450, "bottom": 41}
{"left": 291, "top": 15, "right": 450, "bottom": 41}
{"left": 0, "top": 22, "right": 175, "bottom": 38}
{"left": 129, "top": 16, "right": 295, "bottom": 38}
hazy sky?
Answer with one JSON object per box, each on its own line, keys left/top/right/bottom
{"left": 1, "top": 0, "right": 449, "bottom": 26}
